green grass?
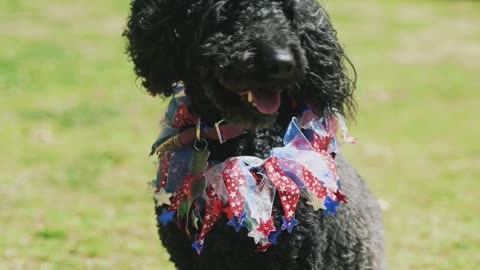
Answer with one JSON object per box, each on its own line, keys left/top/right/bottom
{"left": 0, "top": 0, "right": 478, "bottom": 269}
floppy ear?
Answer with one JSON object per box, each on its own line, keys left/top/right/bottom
{"left": 293, "top": 0, "right": 356, "bottom": 119}
{"left": 124, "top": 0, "right": 182, "bottom": 96}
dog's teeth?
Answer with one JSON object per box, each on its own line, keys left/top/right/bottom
{"left": 247, "top": 91, "right": 254, "bottom": 103}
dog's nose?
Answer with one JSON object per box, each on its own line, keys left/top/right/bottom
{"left": 265, "top": 49, "right": 296, "bottom": 80}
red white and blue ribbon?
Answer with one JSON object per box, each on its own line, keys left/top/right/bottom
{"left": 150, "top": 85, "right": 354, "bottom": 254}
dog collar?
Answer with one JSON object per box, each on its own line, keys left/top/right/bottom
{"left": 150, "top": 85, "right": 247, "bottom": 155}
{"left": 149, "top": 84, "right": 355, "bottom": 254}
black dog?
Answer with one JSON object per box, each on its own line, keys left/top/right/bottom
{"left": 124, "top": 0, "right": 386, "bottom": 269}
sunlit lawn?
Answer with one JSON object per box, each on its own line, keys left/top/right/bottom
{"left": 1, "top": 0, "right": 478, "bottom": 269}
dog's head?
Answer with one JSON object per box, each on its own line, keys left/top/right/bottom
{"left": 125, "top": 0, "right": 355, "bottom": 128}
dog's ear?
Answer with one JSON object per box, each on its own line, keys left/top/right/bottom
{"left": 124, "top": 0, "right": 181, "bottom": 97}
{"left": 292, "top": 1, "right": 356, "bottom": 119}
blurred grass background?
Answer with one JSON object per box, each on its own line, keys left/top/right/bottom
{"left": 0, "top": 0, "right": 478, "bottom": 269}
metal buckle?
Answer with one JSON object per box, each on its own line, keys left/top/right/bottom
{"left": 214, "top": 119, "right": 225, "bottom": 144}
{"left": 196, "top": 119, "right": 202, "bottom": 141}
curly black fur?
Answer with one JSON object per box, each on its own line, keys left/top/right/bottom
{"left": 124, "top": 0, "right": 385, "bottom": 269}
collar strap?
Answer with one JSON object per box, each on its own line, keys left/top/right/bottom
{"left": 181, "top": 122, "right": 246, "bottom": 145}
{"left": 154, "top": 122, "right": 245, "bottom": 154}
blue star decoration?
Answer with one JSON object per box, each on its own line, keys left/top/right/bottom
{"left": 281, "top": 216, "right": 299, "bottom": 233}
{"left": 268, "top": 230, "right": 282, "bottom": 245}
{"left": 157, "top": 208, "right": 176, "bottom": 226}
{"left": 227, "top": 212, "right": 247, "bottom": 232}
{"left": 323, "top": 197, "right": 340, "bottom": 216}
{"left": 191, "top": 235, "right": 204, "bottom": 255}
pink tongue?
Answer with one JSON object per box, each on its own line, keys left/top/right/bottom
{"left": 252, "top": 90, "right": 281, "bottom": 114}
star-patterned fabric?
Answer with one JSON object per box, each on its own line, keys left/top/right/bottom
{"left": 172, "top": 103, "right": 196, "bottom": 128}
{"left": 156, "top": 152, "right": 173, "bottom": 191}
{"left": 194, "top": 188, "right": 222, "bottom": 252}
{"left": 264, "top": 158, "right": 300, "bottom": 221}
{"left": 222, "top": 159, "right": 248, "bottom": 218}
{"left": 150, "top": 85, "right": 354, "bottom": 254}
{"left": 168, "top": 175, "right": 198, "bottom": 211}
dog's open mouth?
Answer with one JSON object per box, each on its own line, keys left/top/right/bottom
{"left": 239, "top": 88, "right": 282, "bottom": 115}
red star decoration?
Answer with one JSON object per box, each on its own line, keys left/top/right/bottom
{"left": 334, "top": 189, "right": 348, "bottom": 203}
{"left": 257, "top": 218, "right": 276, "bottom": 237}
{"left": 255, "top": 242, "right": 272, "bottom": 252}
{"left": 222, "top": 205, "right": 235, "bottom": 220}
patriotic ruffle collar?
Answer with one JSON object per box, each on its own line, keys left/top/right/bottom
{"left": 149, "top": 84, "right": 356, "bottom": 254}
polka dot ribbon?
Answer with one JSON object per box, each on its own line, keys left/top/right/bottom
{"left": 172, "top": 103, "right": 196, "bottom": 129}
